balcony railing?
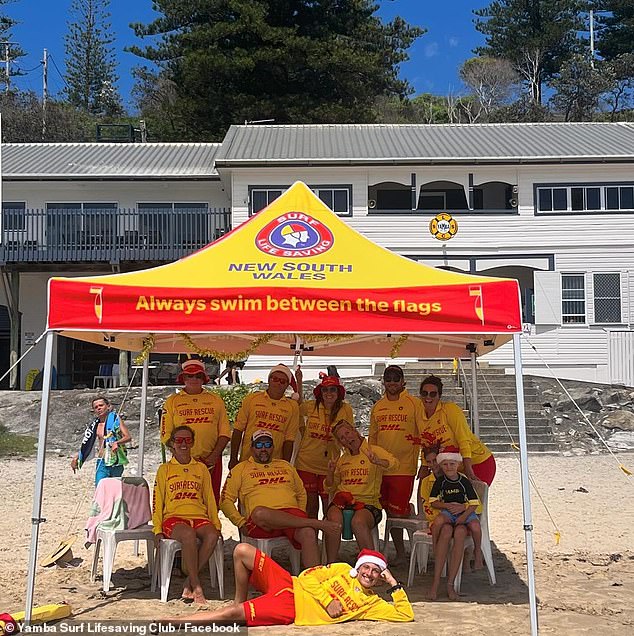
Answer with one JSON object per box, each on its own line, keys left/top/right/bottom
{"left": 0, "top": 206, "right": 232, "bottom": 263}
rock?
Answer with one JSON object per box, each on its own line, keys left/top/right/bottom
{"left": 556, "top": 395, "right": 602, "bottom": 413}
{"left": 599, "top": 410, "right": 634, "bottom": 432}
{"left": 606, "top": 431, "right": 634, "bottom": 451}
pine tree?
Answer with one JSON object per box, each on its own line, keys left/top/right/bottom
{"left": 0, "top": 0, "right": 26, "bottom": 91}
{"left": 595, "top": 1, "right": 634, "bottom": 61}
{"left": 129, "top": 0, "right": 423, "bottom": 140}
{"left": 474, "top": 1, "right": 587, "bottom": 104}
{"left": 64, "top": 0, "right": 122, "bottom": 116}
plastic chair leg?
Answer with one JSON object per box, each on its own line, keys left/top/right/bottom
{"left": 407, "top": 543, "right": 419, "bottom": 587}
{"left": 159, "top": 543, "right": 177, "bottom": 603}
{"left": 482, "top": 539, "right": 497, "bottom": 585}
{"left": 102, "top": 534, "right": 117, "bottom": 592}
{"left": 90, "top": 538, "right": 101, "bottom": 582}
{"left": 146, "top": 540, "right": 155, "bottom": 578}
{"left": 289, "top": 548, "right": 301, "bottom": 575}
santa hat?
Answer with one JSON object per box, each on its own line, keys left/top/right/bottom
{"left": 313, "top": 375, "right": 346, "bottom": 400}
{"left": 269, "top": 364, "right": 293, "bottom": 383}
{"left": 436, "top": 445, "right": 462, "bottom": 464}
{"left": 349, "top": 549, "right": 388, "bottom": 578}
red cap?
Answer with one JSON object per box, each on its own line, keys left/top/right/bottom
{"left": 313, "top": 375, "right": 346, "bottom": 400}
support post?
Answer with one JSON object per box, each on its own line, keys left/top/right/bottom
{"left": 138, "top": 356, "right": 149, "bottom": 478}
{"left": 24, "top": 331, "right": 55, "bottom": 624}
{"left": 512, "top": 333, "right": 538, "bottom": 636}
{"left": 8, "top": 271, "right": 20, "bottom": 389}
{"left": 470, "top": 349, "right": 479, "bottom": 436}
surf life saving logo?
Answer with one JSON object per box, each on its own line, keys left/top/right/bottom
{"left": 256, "top": 213, "right": 334, "bottom": 257}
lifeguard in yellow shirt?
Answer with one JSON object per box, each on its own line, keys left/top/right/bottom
{"left": 152, "top": 425, "right": 221, "bottom": 605}
{"left": 370, "top": 364, "right": 425, "bottom": 562}
{"left": 324, "top": 420, "right": 398, "bottom": 563}
{"left": 229, "top": 364, "right": 299, "bottom": 469}
{"left": 170, "top": 544, "right": 413, "bottom": 627}
{"left": 295, "top": 368, "right": 352, "bottom": 518}
{"left": 160, "top": 358, "right": 230, "bottom": 503}
{"left": 220, "top": 429, "right": 341, "bottom": 568}
{"left": 419, "top": 375, "right": 496, "bottom": 485}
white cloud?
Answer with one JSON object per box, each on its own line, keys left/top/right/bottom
{"left": 448, "top": 37, "right": 459, "bottom": 47}
{"left": 424, "top": 42, "right": 439, "bottom": 58}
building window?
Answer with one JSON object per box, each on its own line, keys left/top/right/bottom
{"left": 2, "top": 202, "right": 26, "bottom": 231}
{"left": 537, "top": 183, "right": 634, "bottom": 213}
{"left": 561, "top": 274, "right": 585, "bottom": 324}
{"left": 46, "top": 202, "right": 117, "bottom": 242}
{"left": 314, "top": 187, "right": 351, "bottom": 215}
{"left": 250, "top": 188, "right": 283, "bottom": 215}
{"left": 138, "top": 202, "right": 209, "bottom": 246}
{"left": 593, "top": 273, "right": 621, "bottom": 323}
{"left": 249, "top": 185, "right": 352, "bottom": 216}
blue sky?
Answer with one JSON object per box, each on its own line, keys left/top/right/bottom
{"left": 9, "top": 1, "right": 487, "bottom": 107}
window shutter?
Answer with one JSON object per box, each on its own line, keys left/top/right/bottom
{"left": 534, "top": 271, "right": 562, "bottom": 325}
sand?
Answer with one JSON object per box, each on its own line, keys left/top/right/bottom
{"left": 1, "top": 452, "right": 634, "bottom": 634}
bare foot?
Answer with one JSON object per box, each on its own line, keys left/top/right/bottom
{"left": 182, "top": 581, "right": 194, "bottom": 600}
{"left": 192, "top": 586, "right": 208, "bottom": 605}
{"left": 319, "top": 520, "right": 343, "bottom": 536}
{"left": 446, "top": 584, "right": 458, "bottom": 601}
{"left": 426, "top": 586, "right": 438, "bottom": 601}
{"left": 462, "top": 560, "right": 472, "bottom": 574}
{"left": 473, "top": 556, "right": 484, "bottom": 571}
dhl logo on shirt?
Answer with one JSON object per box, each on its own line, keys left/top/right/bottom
{"left": 184, "top": 416, "right": 210, "bottom": 425}
{"left": 379, "top": 423, "right": 404, "bottom": 432}
{"left": 309, "top": 432, "right": 333, "bottom": 441}
{"left": 257, "top": 476, "right": 290, "bottom": 486}
{"left": 343, "top": 478, "right": 364, "bottom": 485}
{"left": 256, "top": 421, "right": 282, "bottom": 431}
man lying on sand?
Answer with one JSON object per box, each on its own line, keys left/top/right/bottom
{"left": 168, "top": 543, "right": 414, "bottom": 626}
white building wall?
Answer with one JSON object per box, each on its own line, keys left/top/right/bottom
{"left": 228, "top": 162, "right": 634, "bottom": 385}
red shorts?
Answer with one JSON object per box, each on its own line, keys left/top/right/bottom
{"left": 473, "top": 455, "right": 496, "bottom": 486}
{"left": 380, "top": 475, "right": 415, "bottom": 516}
{"left": 296, "top": 470, "right": 327, "bottom": 496}
{"left": 209, "top": 460, "right": 223, "bottom": 504}
{"left": 244, "top": 507, "right": 307, "bottom": 550}
{"left": 162, "top": 517, "right": 213, "bottom": 539}
{"left": 243, "top": 549, "right": 296, "bottom": 626}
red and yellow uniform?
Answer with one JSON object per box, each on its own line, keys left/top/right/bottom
{"left": 420, "top": 401, "right": 493, "bottom": 468}
{"left": 220, "top": 457, "right": 307, "bottom": 528}
{"left": 330, "top": 444, "right": 398, "bottom": 509}
{"left": 369, "top": 391, "right": 424, "bottom": 476}
{"left": 243, "top": 550, "right": 414, "bottom": 626}
{"left": 160, "top": 390, "right": 230, "bottom": 459}
{"left": 234, "top": 391, "right": 300, "bottom": 462}
{"left": 419, "top": 473, "right": 439, "bottom": 525}
{"left": 296, "top": 401, "right": 352, "bottom": 475}
{"left": 369, "top": 391, "right": 423, "bottom": 514}
{"left": 152, "top": 457, "right": 221, "bottom": 535}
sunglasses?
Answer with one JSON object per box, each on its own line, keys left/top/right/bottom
{"left": 253, "top": 440, "right": 273, "bottom": 449}
{"left": 384, "top": 374, "right": 402, "bottom": 382}
{"left": 173, "top": 436, "right": 193, "bottom": 444}
{"left": 321, "top": 386, "right": 339, "bottom": 393}
{"left": 420, "top": 390, "right": 439, "bottom": 398}
{"left": 183, "top": 373, "right": 205, "bottom": 380}
{"left": 269, "top": 376, "right": 289, "bottom": 384}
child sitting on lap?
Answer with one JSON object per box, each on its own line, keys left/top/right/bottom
{"left": 429, "top": 446, "right": 483, "bottom": 582}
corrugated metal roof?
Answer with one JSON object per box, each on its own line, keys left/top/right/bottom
{"left": 1, "top": 142, "right": 221, "bottom": 179}
{"left": 215, "top": 122, "right": 634, "bottom": 165}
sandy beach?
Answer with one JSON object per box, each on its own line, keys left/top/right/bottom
{"left": 1, "top": 452, "right": 633, "bottom": 634}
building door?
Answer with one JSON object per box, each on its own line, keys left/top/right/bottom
{"left": 608, "top": 331, "right": 634, "bottom": 387}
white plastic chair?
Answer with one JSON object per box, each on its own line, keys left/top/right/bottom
{"left": 152, "top": 535, "right": 224, "bottom": 602}
{"left": 111, "top": 364, "right": 120, "bottom": 388}
{"left": 381, "top": 488, "right": 427, "bottom": 554}
{"left": 93, "top": 364, "right": 114, "bottom": 389}
{"left": 90, "top": 524, "right": 155, "bottom": 592}
{"left": 407, "top": 482, "right": 496, "bottom": 591}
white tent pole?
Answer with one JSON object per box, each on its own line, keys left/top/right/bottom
{"left": 24, "top": 330, "right": 55, "bottom": 624}
{"left": 512, "top": 333, "right": 538, "bottom": 635}
{"left": 470, "top": 349, "right": 480, "bottom": 436}
{"left": 137, "top": 356, "right": 149, "bottom": 478}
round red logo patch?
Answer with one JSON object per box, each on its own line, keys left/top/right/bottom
{"left": 255, "top": 212, "right": 334, "bottom": 257}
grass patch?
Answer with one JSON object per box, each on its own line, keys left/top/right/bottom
{"left": 0, "top": 423, "right": 37, "bottom": 457}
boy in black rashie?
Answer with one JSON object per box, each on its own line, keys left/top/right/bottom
{"left": 428, "top": 446, "right": 483, "bottom": 600}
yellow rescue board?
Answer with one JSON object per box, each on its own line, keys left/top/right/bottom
{"left": 11, "top": 602, "right": 72, "bottom": 624}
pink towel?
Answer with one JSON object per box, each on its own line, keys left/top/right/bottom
{"left": 85, "top": 477, "right": 151, "bottom": 545}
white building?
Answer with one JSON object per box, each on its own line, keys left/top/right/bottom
{"left": 3, "top": 122, "right": 634, "bottom": 387}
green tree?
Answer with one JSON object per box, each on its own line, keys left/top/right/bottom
{"left": 129, "top": 0, "right": 423, "bottom": 140}
{"left": 64, "top": 0, "right": 122, "bottom": 116}
{"left": 0, "top": 0, "right": 26, "bottom": 91}
{"left": 549, "top": 54, "right": 612, "bottom": 120}
{"left": 595, "top": 1, "right": 634, "bottom": 61}
{"left": 474, "top": 1, "right": 587, "bottom": 104}
{"left": 603, "top": 53, "right": 634, "bottom": 120}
